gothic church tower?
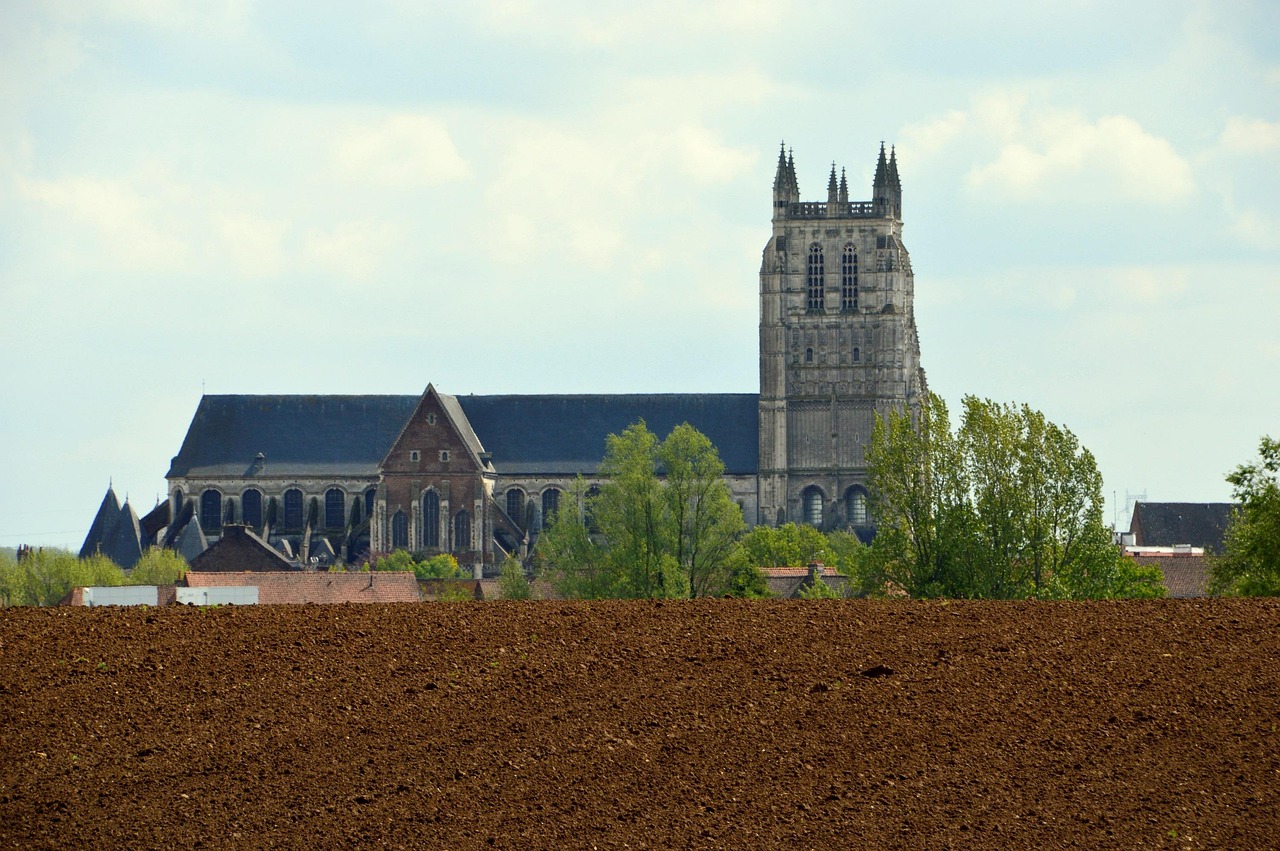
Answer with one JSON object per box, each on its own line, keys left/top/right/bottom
{"left": 758, "top": 143, "right": 927, "bottom": 531}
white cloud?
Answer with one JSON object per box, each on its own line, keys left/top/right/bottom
{"left": 302, "top": 220, "right": 401, "bottom": 283}
{"left": 1220, "top": 117, "right": 1280, "bottom": 153}
{"left": 331, "top": 114, "right": 470, "bottom": 188}
{"left": 968, "top": 113, "right": 1195, "bottom": 203}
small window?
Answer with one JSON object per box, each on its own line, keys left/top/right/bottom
{"left": 805, "top": 348, "right": 814, "bottom": 364}
{"left": 426, "top": 413, "right": 437, "bottom": 425}
{"left": 409, "top": 450, "right": 420, "bottom": 462}
{"left": 439, "top": 450, "right": 450, "bottom": 462}
{"left": 852, "top": 347, "right": 860, "bottom": 363}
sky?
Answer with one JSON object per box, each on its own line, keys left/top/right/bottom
{"left": 2, "top": 0, "right": 1278, "bottom": 551}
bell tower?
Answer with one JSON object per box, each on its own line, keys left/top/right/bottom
{"left": 757, "top": 142, "right": 927, "bottom": 532}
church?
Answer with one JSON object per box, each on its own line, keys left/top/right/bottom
{"left": 85, "top": 143, "right": 928, "bottom": 577}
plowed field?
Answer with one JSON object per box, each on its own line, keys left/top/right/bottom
{"left": 2, "top": 598, "right": 1278, "bottom": 849}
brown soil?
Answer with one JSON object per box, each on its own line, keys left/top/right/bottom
{"left": 2, "top": 598, "right": 1278, "bottom": 849}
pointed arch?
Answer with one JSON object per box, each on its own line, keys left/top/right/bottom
{"left": 200, "top": 489, "right": 223, "bottom": 533}
{"left": 391, "top": 509, "right": 409, "bottom": 549}
{"left": 807, "top": 243, "right": 825, "bottom": 311}
{"left": 422, "top": 490, "right": 440, "bottom": 548}
{"left": 242, "top": 489, "right": 263, "bottom": 528}
{"left": 802, "top": 486, "right": 825, "bottom": 528}
{"left": 845, "top": 486, "right": 870, "bottom": 527}
{"left": 283, "top": 488, "right": 304, "bottom": 529}
{"left": 505, "top": 488, "right": 525, "bottom": 527}
{"left": 453, "top": 509, "right": 471, "bottom": 552}
{"left": 541, "top": 488, "right": 561, "bottom": 528}
{"left": 324, "top": 487, "right": 345, "bottom": 529}
{"left": 841, "top": 243, "right": 858, "bottom": 311}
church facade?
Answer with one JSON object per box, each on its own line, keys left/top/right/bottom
{"left": 93, "top": 143, "right": 927, "bottom": 577}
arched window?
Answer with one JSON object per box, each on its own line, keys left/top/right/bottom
{"left": 283, "top": 488, "right": 304, "bottom": 529}
{"left": 542, "top": 488, "right": 561, "bottom": 527}
{"left": 391, "top": 510, "right": 408, "bottom": 549}
{"left": 200, "top": 489, "right": 222, "bottom": 532}
{"left": 173, "top": 489, "right": 185, "bottom": 514}
{"left": 585, "top": 484, "right": 602, "bottom": 533}
{"left": 422, "top": 490, "right": 440, "bottom": 548}
{"left": 802, "top": 486, "right": 824, "bottom": 528}
{"left": 807, "top": 243, "right": 825, "bottom": 311}
{"left": 841, "top": 244, "right": 858, "bottom": 311}
{"left": 364, "top": 487, "right": 376, "bottom": 520}
{"left": 242, "top": 489, "right": 263, "bottom": 528}
{"left": 805, "top": 347, "right": 814, "bottom": 364}
{"left": 852, "top": 346, "right": 860, "bottom": 363}
{"left": 324, "top": 488, "right": 345, "bottom": 529}
{"left": 845, "top": 487, "right": 870, "bottom": 526}
{"left": 453, "top": 510, "right": 471, "bottom": 552}
{"left": 506, "top": 489, "right": 525, "bottom": 525}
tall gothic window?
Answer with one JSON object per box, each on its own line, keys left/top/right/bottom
{"left": 845, "top": 487, "right": 870, "bottom": 526}
{"left": 542, "top": 488, "right": 561, "bottom": 527}
{"left": 807, "top": 243, "right": 825, "bottom": 311}
{"left": 422, "top": 490, "right": 440, "bottom": 548}
{"left": 283, "top": 488, "right": 304, "bottom": 529}
{"left": 453, "top": 510, "right": 471, "bottom": 552}
{"left": 841, "top": 244, "right": 858, "bottom": 311}
{"left": 242, "top": 489, "right": 263, "bottom": 528}
{"left": 802, "top": 486, "right": 824, "bottom": 528}
{"left": 506, "top": 489, "right": 525, "bottom": 525}
{"left": 324, "top": 488, "right": 345, "bottom": 529}
{"left": 200, "top": 489, "right": 222, "bottom": 532}
{"left": 391, "top": 510, "right": 408, "bottom": 549}
{"left": 364, "top": 488, "right": 376, "bottom": 520}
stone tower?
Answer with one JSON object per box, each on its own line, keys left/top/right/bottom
{"left": 758, "top": 143, "right": 927, "bottom": 532}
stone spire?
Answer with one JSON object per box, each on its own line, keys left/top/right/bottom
{"left": 773, "top": 141, "right": 800, "bottom": 209}
{"left": 827, "top": 162, "right": 839, "bottom": 205}
{"left": 838, "top": 167, "right": 849, "bottom": 204}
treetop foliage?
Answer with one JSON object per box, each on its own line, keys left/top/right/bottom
{"left": 0, "top": 546, "right": 191, "bottom": 607}
{"left": 1211, "top": 436, "right": 1280, "bottom": 596}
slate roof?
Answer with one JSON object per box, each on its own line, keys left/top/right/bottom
{"left": 167, "top": 395, "right": 422, "bottom": 479}
{"left": 80, "top": 486, "right": 121, "bottom": 559}
{"left": 457, "top": 393, "right": 760, "bottom": 475}
{"left": 1130, "top": 554, "right": 1210, "bottom": 598}
{"left": 1130, "top": 502, "right": 1235, "bottom": 553}
{"left": 167, "top": 392, "right": 760, "bottom": 480}
{"left": 189, "top": 525, "right": 297, "bottom": 573}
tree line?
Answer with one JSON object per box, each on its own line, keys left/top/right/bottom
{"left": 0, "top": 548, "right": 190, "bottom": 607}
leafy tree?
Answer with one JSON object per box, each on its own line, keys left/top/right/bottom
{"left": 371, "top": 550, "right": 461, "bottom": 580}
{"left": 129, "top": 547, "right": 189, "bottom": 585}
{"left": 797, "top": 576, "right": 840, "bottom": 599}
{"left": 735, "top": 523, "right": 835, "bottom": 568}
{"left": 498, "top": 555, "right": 532, "bottom": 600}
{"left": 867, "top": 392, "right": 1163, "bottom": 599}
{"left": 0, "top": 549, "right": 127, "bottom": 606}
{"left": 537, "top": 421, "right": 744, "bottom": 598}
{"left": 1211, "top": 436, "right": 1280, "bottom": 596}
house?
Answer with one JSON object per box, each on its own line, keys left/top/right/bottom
{"left": 1128, "top": 502, "right": 1234, "bottom": 553}
{"left": 761, "top": 563, "right": 850, "bottom": 598}
{"left": 183, "top": 571, "right": 421, "bottom": 605}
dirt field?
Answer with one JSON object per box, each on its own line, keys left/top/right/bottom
{"left": 2, "top": 598, "right": 1278, "bottom": 849}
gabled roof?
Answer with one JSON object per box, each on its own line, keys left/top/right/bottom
{"left": 457, "top": 393, "right": 760, "bottom": 475}
{"left": 166, "top": 391, "right": 761, "bottom": 480}
{"left": 189, "top": 525, "right": 297, "bottom": 573}
{"left": 1130, "top": 502, "right": 1235, "bottom": 552}
{"left": 167, "top": 395, "right": 422, "bottom": 479}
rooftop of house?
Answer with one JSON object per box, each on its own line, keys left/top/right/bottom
{"left": 184, "top": 571, "right": 421, "bottom": 604}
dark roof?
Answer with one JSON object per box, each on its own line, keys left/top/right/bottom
{"left": 80, "top": 486, "right": 121, "bottom": 559}
{"left": 167, "top": 395, "right": 421, "bottom": 479}
{"left": 1130, "top": 502, "right": 1235, "bottom": 552}
{"left": 189, "top": 525, "right": 297, "bottom": 572}
{"left": 167, "top": 392, "right": 760, "bottom": 479}
{"left": 457, "top": 394, "right": 760, "bottom": 475}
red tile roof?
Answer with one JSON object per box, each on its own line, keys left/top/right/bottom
{"left": 184, "top": 571, "right": 421, "bottom": 604}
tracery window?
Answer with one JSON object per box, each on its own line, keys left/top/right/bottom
{"left": 846, "top": 487, "right": 869, "bottom": 526}
{"left": 807, "top": 243, "right": 825, "bottom": 311}
{"left": 391, "top": 510, "right": 409, "bottom": 549}
{"left": 841, "top": 244, "right": 858, "bottom": 311}
{"left": 242, "top": 489, "right": 263, "bottom": 528}
{"left": 422, "top": 490, "right": 440, "bottom": 548}
{"left": 506, "top": 489, "right": 525, "bottom": 525}
{"left": 283, "top": 488, "right": 304, "bottom": 529}
{"left": 324, "top": 488, "right": 345, "bottom": 529}
{"left": 542, "top": 488, "right": 561, "bottom": 527}
{"left": 802, "top": 486, "right": 824, "bottom": 528}
{"left": 453, "top": 510, "right": 471, "bottom": 552}
{"left": 200, "top": 489, "right": 223, "bottom": 532}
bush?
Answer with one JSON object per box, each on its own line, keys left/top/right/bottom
{"left": 129, "top": 548, "right": 189, "bottom": 585}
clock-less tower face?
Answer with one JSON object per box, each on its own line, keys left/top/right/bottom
{"left": 757, "top": 145, "right": 926, "bottom": 532}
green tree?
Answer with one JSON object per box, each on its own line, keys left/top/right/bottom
{"left": 497, "top": 555, "right": 532, "bottom": 600}
{"left": 537, "top": 421, "right": 744, "bottom": 598}
{"left": 129, "top": 548, "right": 189, "bottom": 585}
{"left": 1211, "top": 436, "right": 1280, "bottom": 596}
{"left": 867, "top": 392, "right": 1163, "bottom": 599}
{"left": 735, "top": 523, "right": 836, "bottom": 568}
{"left": 0, "top": 549, "right": 127, "bottom": 606}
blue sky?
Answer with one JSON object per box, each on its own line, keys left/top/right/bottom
{"left": 2, "top": 0, "right": 1277, "bottom": 549}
